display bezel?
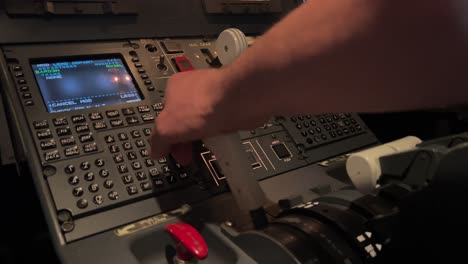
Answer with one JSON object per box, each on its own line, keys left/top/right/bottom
{"left": 29, "top": 54, "right": 144, "bottom": 113}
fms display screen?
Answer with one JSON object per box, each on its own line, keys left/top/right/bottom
{"left": 31, "top": 56, "right": 143, "bottom": 113}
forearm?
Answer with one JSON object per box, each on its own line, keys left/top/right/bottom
{"left": 222, "top": 0, "right": 468, "bottom": 117}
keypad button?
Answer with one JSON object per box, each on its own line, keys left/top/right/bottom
{"left": 356, "top": 125, "right": 362, "bottom": 131}
{"left": 339, "top": 113, "right": 346, "bottom": 119}
{"left": 337, "top": 130, "right": 344, "bottom": 136}
{"left": 118, "top": 133, "right": 129, "bottom": 141}
{"left": 93, "top": 195, "right": 104, "bottom": 205}
{"left": 122, "top": 175, "right": 133, "bottom": 184}
{"left": 95, "top": 159, "right": 105, "bottom": 167}
{"left": 33, "top": 120, "right": 49, "bottom": 129}
{"left": 324, "top": 125, "right": 331, "bottom": 131}
{"left": 60, "top": 136, "right": 76, "bottom": 146}
{"left": 296, "top": 124, "right": 302, "bottom": 130}
{"left": 179, "top": 172, "right": 188, "bottom": 180}
{"left": 108, "top": 191, "right": 119, "bottom": 200}
{"left": 68, "top": 176, "right": 79, "bottom": 185}
{"left": 40, "top": 139, "right": 56, "bottom": 150}
{"left": 106, "top": 110, "right": 120, "bottom": 118}
{"left": 142, "top": 113, "right": 154, "bottom": 122}
{"left": 306, "top": 138, "right": 313, "bottom": 144}
{"left": 333, "top": 115, "right": 339, "bottom": 120}
{"left": 161, "top": 165, "right": 171, "bottom": 174}
{"left": 143, "top": 128, "right": 152, "bottom": 136}
{"left": 331, "top": 123, "right": 338, "bottom": 129}
{"left": 350, "top": 119, "right": 357, "bottom": 124}
{"left": 122, "top": 142, "right": 133, "bottom": 150}
{"left": 93, "top": 121, "right": 107, "bottom": 130}
{"left": 53, "top": 117, "right": 68, "bottom": 126}
{"left": 145, "top": 159, "right": 155, "bottom": 167}
{"left": 44, "top": 150, "right": 60, "bottom": 161}
{"left": 37, "top": 129, "right": 52, "bottom": 139}
{"left": 153, "top": 178, "right": 164, "bottom": 187}
{"left": 140, "top": 149, "right": 149, "bottom": 157}
{"left": 326, "top": 116, "right": 333, "bottom": 122}
{"left": 122, "top": 107, "right": 135, "bottom": 115}
{"left": 319, "top": 118, "right": 326, "bottom": 124}
{"left": 152, "top": 103, "right": 164, "bottom": 111}
{"left": 104, "top": 135, "right": 115, "bottom": 143}
{"left": 137, "top": 105, "right": 150, "bottom": 113}
{"left": 131, "top": 130, "right": 141, "bottom": 138}
{"left": 310, "top": 120, "right": 317, "bottom": 126}
{"left": 158, "top": 157, "right": 167, "bottom": 164}
{"left": 135, "top": 63, "right": 143, "bottom": 68}
{"left": 137, "top": 68, "right": 145, "bottom": 73}
{"left": 313, "top": 136, "right": 321, "bottom": 142}
{"left": 321, "top": 134, "right": 328, "bottom": 140}
{"left": 144, "top": 80, "right": 152, "bottom": 85}
{"left": 330, "top": 131, "right": 337, "bottom": 138}
{"left": 149, "top": 168, "right": 159, "bottom": 177}
{"left": 118, "top": 164, "right": 129, "bottom": 173}
{"left": 104, "top": 180, "right": 114, "bottom": 189}
{"left": 109, "top": 145, "right": 120, "bottom": 153}
{"left": 126, "top": 116, "right": 139, "bottom": 124}
{"left": 56, "top": 127, "right": 72, "bottom": 136}
{"left": 20, "top": 86, "right": 29, "bottom": 92}
{"left": 315, "top": 127, "right": 322, "bottom": 133}
{"left": 131, "top": 161, "right": 142, "bottom": 170}
{"left": 127, "top": 186, "right": 138, "bottom": 195}
{"left": 126, "top": 151, "right": 137, "bottom": 160}
{"left": 135, "top": 171, "right": 147, "bottom": 181}
{"left": 110, "top": 119, "right": 124, "bottom": 127}
{"left": 141, "top": 182, "right": 152, "bottom": 191}
{"left": 24, "top": 100, "right": 34, "bottom": 106}
{"left": 77, "top": 199, "right": 88, "bottom": 209}
{"left": 13, "top": 65, "right": 22, "bottom": 71}
{"left": 344, "top": 120, "right": 350, "bottom": 126}
{"left": 298, "top": 115, "right": 304, "bottom": 121}
{"left": 83, "top": 142, "right": 98, "bottom": 153}
{"left": 75, "top": 124, "right": 90, "bottom": 133}
{"left": 89, "top": 183, "right": 99, "bottom": 193}
{"left": 79, "top": 133, "right": 94, "bottom": 143}
{"left": 301, "top": 131, "right": 307, "bottom": 137}
{"left": 71, "top": 115, "right": 86, "bottom": 123}
{"left": 306, "top": 115, "right": 312, "bottom": 119}
{"left": 350, "top": 127, "right": 356, "bottom": 133}
{"left": 166, "top": 175, "right": 177, "bottom": 184}
{"left": 64, "top": 146, "right": 80, "bottom": 157}
{"left": 65, "top": 165, "right": 75, "bottom": 174}
{"left": 16, "top": 72, "right": 25, "bottom": 78}
{"left": 135, "top": 139, "right": 145, "bottom": 148}
{"left": 113, "top": 154, "right": 124, "bottom": 163}
{"left": 141, "top": 74, "right": 149, "bottom": 79}
{"left": 308, "top": 129, "right": 315, "bottom": 135}
{"left": 89, "top": 112, "right": 103, "bottom": 120}
{"left": 72, "top": 187, "right": 84, "bottom": 197}
{"left": 337, "top": 120, "right": 345, "bottom": 127}
{"left": 343, "top": 128, "right": 350, "bottom": 134}
{"left": 303, "top": 122, "right": 310, "bottom": 128}
{"left": 84, "top": 172, "right": 95, "bottom": 181}
{"left": 99, "top": 169, "right": 109, "bottom": 178}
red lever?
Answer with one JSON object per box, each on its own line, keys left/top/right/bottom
{"left": 165, "top": 223, "right": 208, "bottom": 261}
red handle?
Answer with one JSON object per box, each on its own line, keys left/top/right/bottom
{"left": 165, "top": 223, "right": 208, "bottom": 261}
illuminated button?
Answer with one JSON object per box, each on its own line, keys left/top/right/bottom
{"left": 72, "top": 187, "right": 84, "bottom": 197}
{"left": 89, "top": 112, "right": 103, "bottom": 120}
{"left": 77, "top": 199, "right": 88, "bottom": 209}
{"left": 19, "top": 86, "right": 29, "bottom": 92}
{"left": 118, "top": 133, "right": 128, "bottom": 141}
{"left": 122, "top": 107, "right": 135, "bottom": 115}
{"left": 56, "top": 127, "right": 72, "bottom": 136}
{"left": 144, "top": 80, "right": 152, "bottom": 85}
{"left": 118, "top": 164, "right": 129, "bottom": 173}
{"left": 84, "top": 172, "right": 95, "bottom": 181}
{"left": 108, "top": 191, "right": 119, "bottom": 200}
{"left": 15, "top": 72, "right": 24, "bottom": 77}
{"left": 110, "top": 119, "right": 124, "bottom": 127}
{"left": 64, "top": 164, "right": 75, "bottom": 174}
{"left": 106, "top": 110, "right": 120, "bottom": 118}
{"left": 141, "top": 74, "right": 149, "bottom": 79}
{"left": 89, "top": 183, "right": 99, "bottom": 193}
{"left": 79, "top": 133, "right": 94, "bottom": 143}
{"left": 135, "top": 171, "right": 147, "bottom": 181}
{"left": 53, "top": 117, "right": 68, "bottom": 126}
{"left": 24, "top": 100, "right": 34, "bottom": 106}
{"left": 33, "top": 120, "right": 49, "bottom": 129}
{"left": 126, "top": 116, "right": 139, "bottom": 124}
{"left": 272, "top": 143, "right": 291, "bottom": 159}
{"left": 135, "top": 139, "right": 145, "bottom": 148}
{"left": 149, "top": 168, "right": 159, "bottom": 177}
{"left": 122, "top": 175, "right": 133, "bottom": 184}
{"left": 95, "top": 159, "right": 105, "bottom": 167}
{"left": 21, "top": 92, "right": 30, "bottom": 98}
{"left": 134, "top": 63, "right": 143, "bottom": 68}
{"left": 140, "top": 149, "right": 149, "bottom": 157}
{"left": 113, "top": 154, "right": 124, "bottom": 163}
{"left": 122, "top": 142, "right": 133, "bottom": 150}
{"left": 37, "top": 129, "right": 52, "bottom": 139}
{"left": 174, "top": 56, "right": 194, "bottom": 72}
{"left": 104, "top": 135, "right": 115, "bottom": 143}
{"left": 83, "top": 142, "right": 98, "bottom": 153}
{"left": 147, "top": 86, "right": 155, "bottom": 91}
{"left": 131, "top": 161, "right": 142, "bottom": 170}
{"left": 75, "top": 124, "right": 90, "bottom": 133}
{"left": 64, "top": 146, "right": 80, "bottom": 157}
{"left": 99, "top": 169, "right": 109, "bottom": 178}
{"left": 109, "top": 145, "right": 120, "bottom": 153}
{"left": 142, "top": 113, "right": 154, "bottom": 122}
{"left": 137, "top": 68, "right": 145, "bottom": 73}
{"left": 80, "top": 161, "right": 91, "bottom": 170}
{"left": 12, "top": 65, "right": 22, "bottom": 71}
{"left": 132, "top": 57, "right": 140, "bottom": 62}
{"left": 143, "top": 128, "right": 151, "bottom": 136}
{"left": 145, "top": 159, "right": 155, "bottom": 167}
{"left": 131, "top": 130, "right": 141, "bottom": 138}
{"left": 127, "top": 186, "right": 138, "bottom": 195}
{"left": 141, "top": 182, "right": 152, "bottom": 191}
{"left": 153, "top": 178, "right": 164, "bottom": 187}
{"left": 93, "top": 195, "right": 103, "bottom": 205}
{"left": 104, "top": 180, "right": 114, "bottom": 189}
{"left": 68, "top": 176, "right": 79, "bottom": 185}
{"left": 93, "top": 121, "right": 107, "bottom": 130}
{"left": 17, "top": 79, "right": 26, "bottom": 85}
{"left": 40, "top": 139, "right": 56, "bottom": 150}
{"left": 152, "top": 103, "right": 164, "bottom": 111}
{"left": 71, "top": 115, "right": 86, "bottom": 123}
{"left": 126, "top": 151, "right": 137, "bottom": 160}
{"left": 137, "top": 105, "right": 150, "bottom": 113}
